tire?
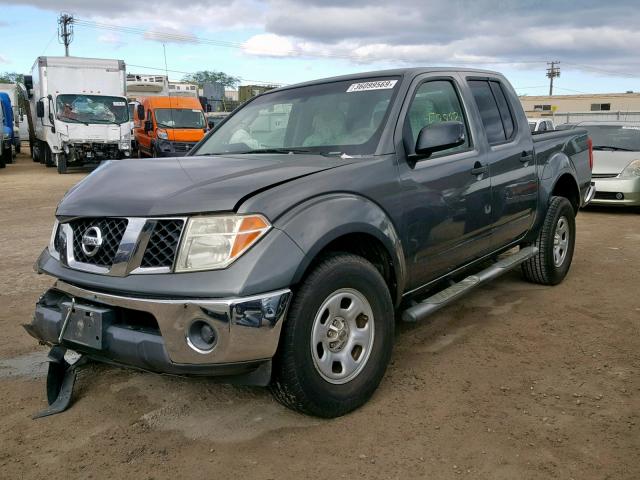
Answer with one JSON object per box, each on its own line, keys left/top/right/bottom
{"left": 1, "top": 146, "right": 10, "bottom": 166}
{"left": 44, "top": 145, "right": 55, "bottom": 168}
{"left": 271, "top": 253, "right": 394, "bottom": 418}
{"left": 0, "top": 147, "right": 5, "bottom": 169}
{"left": 56, "top": 154, "right": 67, "bottom": 174}
{"left": 521, "top": 196, "right": 576, "bottom": 285}
{"left": 15, "top": 143, "right": 21, "bottom": 154}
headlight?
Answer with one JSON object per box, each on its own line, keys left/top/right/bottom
{"left": 157, "top": 129, "right": 168, "bottom": 140}
{"left": 618, "top": 159, "right": 640, "bottom": 178}
{"left": 2, "top": 132, "right": 9, "bottom": 141}
{"left": 119, "top": 140, "right": 130, "bottom": 150}
{"left": 175, "top": 214, "right": 270, "bottom": 272}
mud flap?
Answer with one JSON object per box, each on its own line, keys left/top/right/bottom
{"left": 33, "top": 346, "right": 89, "bottom": 419}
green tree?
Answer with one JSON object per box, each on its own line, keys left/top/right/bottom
{"left": 0, "top": 72, "right": 24, "bottom": 84}
{"left": 182, "top": 70, "right": 240, "bottom": 88}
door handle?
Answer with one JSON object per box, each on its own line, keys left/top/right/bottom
{"left": 471, "top": 162, "right": 488, "bottom": 176}
{"left": 520, "top": 151, "right": 533, "bottom": 163}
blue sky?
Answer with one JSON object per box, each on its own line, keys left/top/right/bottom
{"left": 0, "top": 1, "right": 638, "bottom": 96}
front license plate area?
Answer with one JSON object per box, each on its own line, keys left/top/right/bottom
{"left": 60, "top": 302, "right": 114, "bottom": 349}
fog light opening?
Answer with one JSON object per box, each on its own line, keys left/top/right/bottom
{"left": 615, "top": 192, "right": 624, "bottom": 200}
{"left": 186, "top": 319, "right": 218, "bottom": 353}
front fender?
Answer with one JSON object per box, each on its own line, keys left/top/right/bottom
{"left": 274, "top": 193, "right": 406, "bottom": 305}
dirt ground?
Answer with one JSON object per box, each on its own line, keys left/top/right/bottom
{"left": 0, "top": 152, "right": 638, "bottom": 479}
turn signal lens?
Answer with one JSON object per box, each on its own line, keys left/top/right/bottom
{"left": 175, "top": 214, "right": 271, "bottom": 272}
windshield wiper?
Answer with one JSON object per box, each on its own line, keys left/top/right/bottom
{"left": 593, "top": 145, "right": 636, "bottom": 151}
{"left": 232, "top": 148, "right": 312, "bottom": 154}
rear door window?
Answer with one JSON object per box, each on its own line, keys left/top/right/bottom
{"left": 469, "top": 80, "right": 505, "bottom": 144}
{"left": 489, "top": 81, "right": 516, "bottom": 140}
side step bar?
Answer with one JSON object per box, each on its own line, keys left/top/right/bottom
{"left": 401, "top": 246, "right": 539, "bottom": 323}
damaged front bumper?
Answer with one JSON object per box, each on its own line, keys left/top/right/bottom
{"left": 25, "top": 280, "right": 291, "bottom": 384}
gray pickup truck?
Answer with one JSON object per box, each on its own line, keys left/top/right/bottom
{"left": 27, "top": 68, "right": 594, "bottom": 418}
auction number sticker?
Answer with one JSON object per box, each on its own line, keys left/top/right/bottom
{"left": 622, "top": 126, "right": 640, "bottom": 130}
{"left": 112, "top": 101, "right": 126, "bottom": 106}
{"left": 347, "top": 80, "right": 398, "bottom": 93}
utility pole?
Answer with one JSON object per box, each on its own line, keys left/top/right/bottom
{"left": 58, "top": 13, "right": 74, "bottom": 56}
{"left": 546, "top": 61, "right": 560, "bottom": 96}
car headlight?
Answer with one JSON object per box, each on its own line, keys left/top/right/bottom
{"left": 175, "top": 214, "right": 271, "bottom": 272}
{"left": 157, "top": 129, "right": 168, "bottom": 140}
{"left": 119, "top": 140, "right": 130, "bottom": 150}
{"left": 618, "top": 159, "right": 640, "bottom": 178}
{"left": 2, "top": 132, "right": 10, "bottom": 141}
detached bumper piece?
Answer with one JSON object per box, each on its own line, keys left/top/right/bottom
{"left": 30, "top": 346, "right": 91, "bottom": 419}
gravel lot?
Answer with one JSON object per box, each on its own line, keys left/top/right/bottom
{"left": 1, "top": 152, "right": 638, "bottom": 479}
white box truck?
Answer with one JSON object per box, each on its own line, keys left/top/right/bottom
{"left": 25, "top": 56, "right": 131, "bottom": 173}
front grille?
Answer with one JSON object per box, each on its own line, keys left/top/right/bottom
{"left": 141, "top": 219, "right": 184, "bottom": 268}
{"left": 71, "top": 218, "right": 128, "bottom": 267}
{"left": 595, "top": 191, "right": 623, "bottom": 200}
{"left": 173, "top": 142, "right": 195, "bottom": 153}
{"left": 592, "top": 173, "right": 618, "bottom": 179}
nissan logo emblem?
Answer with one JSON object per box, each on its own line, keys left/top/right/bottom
{"left": 81, "top": 226, "right": 103, "bottom": 257}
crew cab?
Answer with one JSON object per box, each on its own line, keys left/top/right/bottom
{"left": 27, "top": 68, "right": 594, "bottom": 418}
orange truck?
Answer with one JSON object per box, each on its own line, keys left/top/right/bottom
{"left": 133, "top": 96, "right": 206, "bottom": 157}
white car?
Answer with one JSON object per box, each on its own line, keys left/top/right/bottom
{"left": 527, "top": 118, "right": 555, "bottom": 133}
{"left": 565, "top": 121, "right": 640, "bottom": 206}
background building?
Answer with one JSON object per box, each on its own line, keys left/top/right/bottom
{"left": 519, "top": 92, "right": 640, "bottom": 124}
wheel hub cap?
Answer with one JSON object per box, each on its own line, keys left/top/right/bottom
{"left": 553, "top": 215, "right": 570, "bottom": 267}
{"left": 310, "top": 288, "right": 375, "bottom": 385}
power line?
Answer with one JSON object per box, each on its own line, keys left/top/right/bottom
{"left": 127, "top": 63, "right": 284, "bottom": 87}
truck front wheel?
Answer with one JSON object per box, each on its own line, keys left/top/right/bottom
{"left": 56, "top": 154, "right": 67, "bottom": 174}
{"left": 271, "top": 253, "right": 394, "bottom": 418}
{"left": 521, "top": 196, "right": 576, "bottom": 285}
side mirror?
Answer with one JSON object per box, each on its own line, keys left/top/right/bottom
{"left": 24, "top": 75, "right": 33, "bottom": 98}
{"left": 36, "top": 100, "right": 45, "bottom": 118}
{"left": 137, "top": 104, "right": 145, "bottom": 120}
{"left": 415, "top": 121, "right": 465, "bottom": 157}
{"left": 144, "top": 120, "right": 152, "bottom": 132}
{"left": 207, "top": 119, "right": 215, "bottom": 130}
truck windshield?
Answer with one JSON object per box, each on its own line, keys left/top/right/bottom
{"left": 192, "top": 77, "right": 400, "bottom": 156}
{"left": 155, "top": 108, "right": 205, "bottom": 129}
{"left": 583, "top": 125, "right": 640, "bottom": 151}
{"left": 56, "top": 94, "right": 129, "bottom": 124}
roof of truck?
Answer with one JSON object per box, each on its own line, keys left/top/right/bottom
{"left": 140, "top": 96, "right": 203, "bottom": 109}
{"left": 270, "top": 67, "right": 503, "bottom": 93}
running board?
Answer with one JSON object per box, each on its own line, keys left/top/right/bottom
{"left": 401, "top": 246, "right": 538, "bottom": 323}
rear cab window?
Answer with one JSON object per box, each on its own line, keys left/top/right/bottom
{"left": 468, "top": 79, "right": 517, "bottom": 145}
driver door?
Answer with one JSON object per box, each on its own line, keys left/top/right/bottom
{"left": 397, "top": 77, "right": 494, "bottom": 289}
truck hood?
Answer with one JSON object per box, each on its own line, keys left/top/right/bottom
{"left": 592, "top": 151, "right": 640, "bottom": 175}
{"left": 56, "top": 154, "right": 354, "bottom": 217}
{"left": 162, "top": 128, "right": 205, "bottom": 142}
{"left": 60, "top": 122, "right": 128, "bottom": 143}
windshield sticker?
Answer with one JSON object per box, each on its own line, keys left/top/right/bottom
{"left": 192, "top": 109, "right": 201, "bottom": 112}
{"left": 622, "top": 126, "right": 640, "bottom": 130}
{"left": 112, "top": 101, "right": 125, "bottom": 106}
{"left": 347, "top": 80, "right": 397, "bottom": 93}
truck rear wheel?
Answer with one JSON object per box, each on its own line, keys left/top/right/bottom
{"left": 521, "top": 196, "right": 576, "bottom": 285}
{"left": 0, "top": 147, "right": 5, "bottom": 168}
{"left": 0, "top": 146, "right": 10, "bottom": 167}
{"left": 15, "top": 142, "right": 20, "bottom": 154}
{"left": 271, "top": 253, "right": 394, "bottom": 418}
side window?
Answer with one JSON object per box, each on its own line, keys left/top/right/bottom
{"left": 468, "top": 80, "right": 505, "bottom": 144}
{"left": 489, "top": 81, "right": 515, "bottom": 140}
{"left": 405, "top": 80, "right": 470, "bottom": 156}
{"left": 539, "top": 121, "right": 547, "bottom": 132}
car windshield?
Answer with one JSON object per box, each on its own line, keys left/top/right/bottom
{"left": 583, "top": 125, "right": 640, "bottom": 151}
{"left": 56, "top": 94, "right": 129, "bottom": 124}
{"left": 192, "top": 77, "right": 400, "bottom": 156}
{"left": 155, "top": 108, "right": 205, "bottom": 129}
{"left": 529, "top": 122, "right": 536, "bottom": 132}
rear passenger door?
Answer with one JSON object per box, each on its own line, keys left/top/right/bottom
{"left": 467, "top": 78, "right": 537, "bottom": 247}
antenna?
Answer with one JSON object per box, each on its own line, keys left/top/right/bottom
{"left": 58, "top": 13, "right": 74, "bottom": 56}
{"left": 162, "top": 43, "right": 176, "bottom": 131}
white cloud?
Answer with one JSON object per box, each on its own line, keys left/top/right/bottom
{"left": 0, "top": 54, "right": 8, "bottom": 64}
{"left": 97, "top": 32, "right": 125, "bottom": 48}
{"left": 243, "top": 34, "right": 296, "bottom": 57}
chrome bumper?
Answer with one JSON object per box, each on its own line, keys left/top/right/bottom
{"left": 583, "top": 182, "right": 596, "bottom": 206}
{"left": 29, "top": 280, "right": 291, "bottom": 366}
